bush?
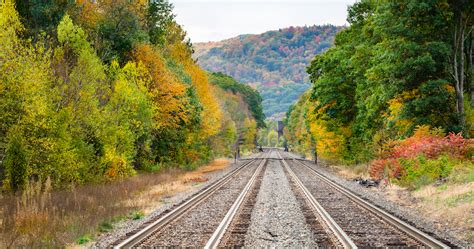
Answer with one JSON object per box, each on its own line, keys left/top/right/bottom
{"left": 396, "top": 156, "right": 454, "bottom": 189}
{"left": 370, "top": 126, "right": 474, "bottom": 188}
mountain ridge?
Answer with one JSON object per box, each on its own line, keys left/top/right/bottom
{"left": 194, "top": 24, "right": 342, "bottom": 119}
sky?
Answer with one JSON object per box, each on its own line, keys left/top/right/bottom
{"left": 170, "top": 0, "right": 358, "bottom": 43}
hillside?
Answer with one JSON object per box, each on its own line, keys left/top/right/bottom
{"left": 194, "top": 25, "right": 342, "bottom": 119}
{"left": 0, "top": 0, "right": 264, "bottom": 190}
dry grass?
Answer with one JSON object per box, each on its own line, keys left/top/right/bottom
{"left": 379, "top": 184, "right": 418, "bottom": 208}
{"left": 374, "top": 182, "right": 474, "bottom": 243}
{"left": 412, "top": 182, "right": 474, "bottom": 242}
{"left": 0, "top": 158, "right": 230, "bottom": 248}
{"left": 134, "top": 158, "right": 230, "bottom": 214}
{"left": 331, "top": 163, "right": 371, "bottom": 179}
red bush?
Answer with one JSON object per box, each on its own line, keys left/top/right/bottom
{"left": 369, "top": 127, "right": 473, "bottom": 180}
{"left": 390, "top": 133, "right": 471, "bottom": 160}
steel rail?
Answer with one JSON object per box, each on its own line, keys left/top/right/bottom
{"left": 286, "top": 152, "right": 450, "bottom": 249}
{"left": 278, "top": 151, "right": 357, "bottom": 249}
{"left": 114, "top": 156, "right": 265, "bottom": 249}
{"left": 204, "top": 157, "right": 267, "bottom": 248}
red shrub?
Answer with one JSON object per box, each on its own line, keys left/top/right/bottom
{"left": 370, "top": 158, "right": 403, "bottom": 179}
{"left": 369, "top": 126, "right": 473, "bottom": 180}
{"left": 391, "top": 132, "right": 471, "bottom": 160}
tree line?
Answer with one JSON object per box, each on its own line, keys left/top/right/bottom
{"left": 0, "top": 0, "right": 263, "bottom": 191}
{"left": 286, "top": 0, "right": 473, "bottom": 164}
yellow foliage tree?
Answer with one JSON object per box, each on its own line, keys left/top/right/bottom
{"left": 133, "top": 44, "right": 189, "bottom": 129}
{"left": 286, "top": 91, "right": 349, "bottom": 161}
{"left": 184, "top": 64, "right": 223, "bottom": 139}
{"left": 164, "top": 23, "right": 223, "bottom": 139}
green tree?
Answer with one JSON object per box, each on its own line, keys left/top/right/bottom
{"left": 147, "top": 0, "right": 175, "bottom": 46}
{"left": 14, "top": 0, "right": 74, "bottom": 36}
{"left": 4, "top": 131, "right": 28, "bottom": 191}
{"left": 96, "top": 1, "right": 149, "bottom": 63}
{"left": 267, "top": 130, "right": 278, "bottom": 147}
{"left": 302, "top": 0, "right": 466, "bottom": 163}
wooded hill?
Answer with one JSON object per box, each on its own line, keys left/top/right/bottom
{"left": 194, "top": 25, "right": 341, "bottom": 119}
{"left": 0, "top": 0, "right": 263, "bottom": 191}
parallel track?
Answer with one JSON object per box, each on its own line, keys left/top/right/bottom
{"left": 208, "top": 149, "right": 350, "bottom": 248}
{"left": 113, "top": 153, "right": 268, "bottom": 248}
{"left": 205, "top": 158, "right": 267, "bottom": 248}
{"left": 278, "top": 151, "right": 356, "bottom": 248}
{"left": 113, "top": 149, "right": 451, "bottom": 248}
{"left": 283, "top": 151, "right": 450, "bottom": 249}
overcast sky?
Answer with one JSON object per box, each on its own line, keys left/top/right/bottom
{"left": 170, "top": 0, "right": 357, "bottom": 43}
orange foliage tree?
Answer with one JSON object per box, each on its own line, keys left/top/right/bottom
{"left": 133, "top": 44, "right": 189, "bottom": 129}
{"left": 164, "top": 22, "right": 223, "bottom": 139}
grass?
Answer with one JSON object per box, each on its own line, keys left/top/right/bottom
{"left": 336, "top": 163, "right": 370, "bottom": 179}
{"left": 75, "top": 235, "right": 92, "bottom": 245}
{"left": 131, "top": 211, "right": 145, "bottom": 220}
{"left": 98, "top": 221, "right": 114, "bottom": 233}
{"left": 412, "top": 182, "right": 474, "bottom": 242}
{"left": 0, "top": 158, "right": 230, "bottom": 248}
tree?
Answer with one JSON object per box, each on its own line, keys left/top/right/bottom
{"left": 3, "top": 131, "right": 28, "bottom": 191}
{"left": 147, "top": 0, "right": 175, "bottom": 46}
{"left": 294, "top": 0, "right": 467, "bottom": 163}
{"left": 96, "top": 0, "right": 149, "bottom": 63}
{"left": 208, "top": 72, "right": 266, "bottom": 128}
{"left": 267, "top": 130, "right": 278, "bottom": 147}
{"left": 0, "top": 0, "right": 265, "bottom": 189}
{"left": 449, "top": 0, "right": 474, "bottom": 126}
{"left": 14, "top": 0, "right": 74, "bottom": 36}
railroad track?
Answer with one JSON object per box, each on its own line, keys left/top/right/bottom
{"left": 205, "top": 155, "right": 267, "bottom": 248}
{"left": 113, "top": 149, "right": 450, "bottom": 248}
{"left": 113, "top": 152, "right": 268, "bottom": 248}
{"left": 281, "top": 151, "right": 450, "bottom": 248}
{"left": 278, "top": 151, "right": 355, "bottom": 248}
{"left": 207, "top": 149, "right": 349, "bottom": 248}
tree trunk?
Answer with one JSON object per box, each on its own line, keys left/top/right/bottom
{"left": 453, "top": 13, "right": 465, "bottom": 126}
{"left": 468, "top": 32, "right": 474, "bottom": 105}
{"left": 460, "top": 18, "right": 465, "bottom": 117}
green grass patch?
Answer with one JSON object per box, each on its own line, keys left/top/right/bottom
{"left": 445, "top": 191, "right": 474, "bottom": 207}
{"left": 449, "top": 164, "right": 474, "bottom": 184}
{"left": 98, "top": 221, "right": 114, "bottom": 233}
{"left": 131, "top": 211, "right": 145, "bottom": 220}
{"left": 76, "top": 235, "right": 92, "bottom": 245}
{"left": 396, "top": 155, "right": 473, "bottom": 190}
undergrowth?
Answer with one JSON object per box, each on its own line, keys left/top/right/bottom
{"left": 0, "top": 169, "right": 183, "bottom": 248}
{"left": 370, "top": 125, "right": 473, "bottom": 189}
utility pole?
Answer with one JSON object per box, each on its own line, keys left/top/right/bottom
{"left": 233, "top": 132, "right": 244, "bottom": 163}
{"left": 314, "top": 148, "right": 318, "bottom": 165}
{"left": 311, "top": 136, "right": 318, "bottom": 165}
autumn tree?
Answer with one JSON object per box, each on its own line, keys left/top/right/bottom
{"left": 292, "top": 0, "right": 471, "bottom": 164}
{"left": 0, "top": 0, "right": 264, "bottom": 189}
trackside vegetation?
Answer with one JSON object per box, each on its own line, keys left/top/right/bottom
{"left": 0, "top": 0, "right": 263, "bottom": 191}
{"left": 285, "top": 0, "right": 474, "bottom": 188}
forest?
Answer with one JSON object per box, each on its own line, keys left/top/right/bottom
{"left": 285, "top": 0, "right": 473, "bottom": 188}
{"left": 0, "top": 0, "right": 262, "bottom": 191}
{"left": 195, "top": 25, "right": 341, "bottom": 119}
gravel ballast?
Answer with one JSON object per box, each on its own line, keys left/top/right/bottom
{"left": 244, "top": 159, "right": 317, "bottom": 247}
